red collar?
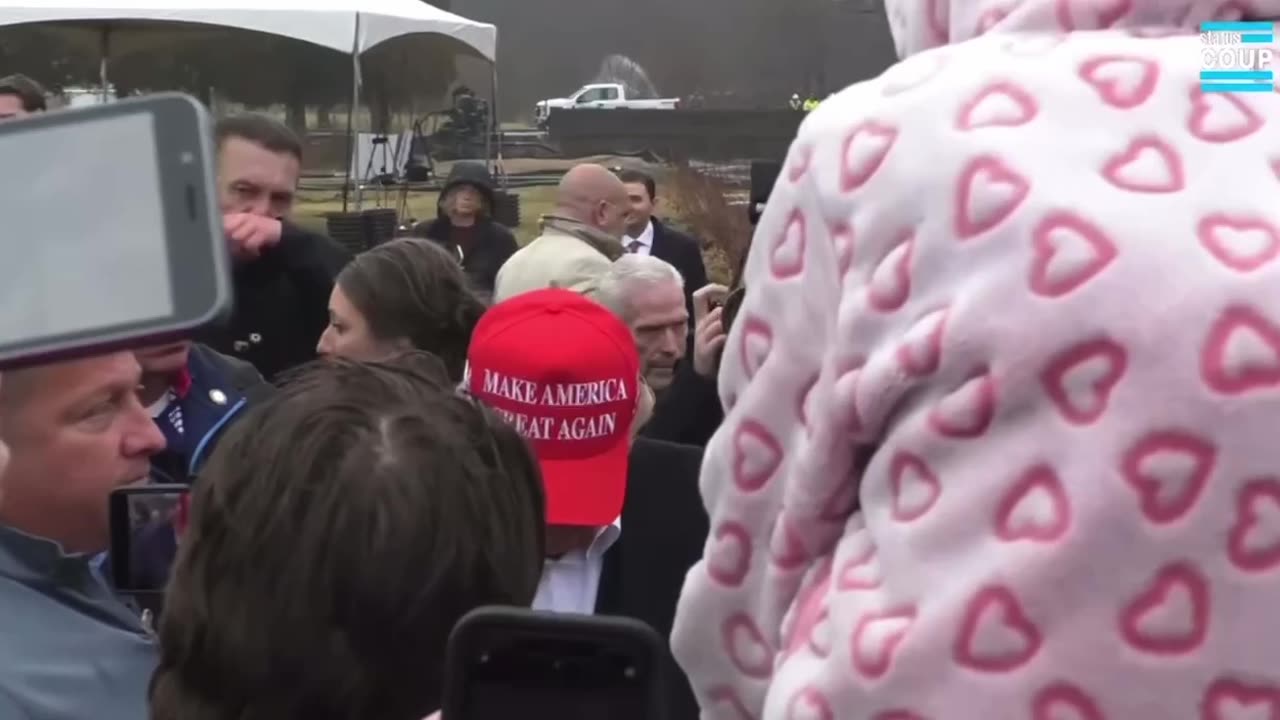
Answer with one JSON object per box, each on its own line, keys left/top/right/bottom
{"left": 172, "top": 367, "right": 192, "bottom": 399}
{"left": 175, "top": 494, "right": 191, "bottom": 536}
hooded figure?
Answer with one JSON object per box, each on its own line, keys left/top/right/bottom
{"left": 673, "top": 1, "right": 1280, "bottom": 718}
{"left": 412, "top": 162, "right": 518, "bottom": 301}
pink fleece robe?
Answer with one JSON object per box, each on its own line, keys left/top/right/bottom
{"left": 671, "top": 1, "right": 1280, "bottom": 718}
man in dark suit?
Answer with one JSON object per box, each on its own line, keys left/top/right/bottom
{"left": 618, "top": 169, "right": 709, "bottom": 327}
{"left": 597, "top": 436, "right": 707, "bottom": 720}
{"left": 467, "top": 289, "right": 709, "bottom": 719}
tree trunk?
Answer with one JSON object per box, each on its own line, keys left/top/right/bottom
{"left": 195, "top": 81, "right": 214, "bottom": 109}
{"left": 370, "top": 95, "right": 392, "bottom": 134}
{"left": 285, "top": 98, "right": 307, "bottom": 133}
{"left": 366, "top": 72, "right": 392, "bottom": 134}
{"left": 316, "top": 104, "right": 333, "bottom": 129}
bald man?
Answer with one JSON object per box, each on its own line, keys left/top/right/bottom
{"left": 493, "top": 164, "right": 630, "bottom": 303}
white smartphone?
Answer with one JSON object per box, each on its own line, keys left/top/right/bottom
{"left": 0, "top": 93, "right": 231, "bottom": 369}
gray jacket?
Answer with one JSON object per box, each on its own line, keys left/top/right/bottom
{"left": 0, "top": 525, "right": 156, "bottom": 719}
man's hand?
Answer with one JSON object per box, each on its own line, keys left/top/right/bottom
{"left": 223, "top": 213, "right": 283, "bottom": 261}
{"left": 692, "top": 283, "right": 730, "bottom": 379}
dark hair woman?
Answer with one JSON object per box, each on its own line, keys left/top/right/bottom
{"left": 316, "top": 238, "right": 484, "bottom": 382}
{"left": 411, "top": 162, "right": 518, "bottom": 301}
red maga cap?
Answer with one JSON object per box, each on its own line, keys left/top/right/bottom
{"left": 467, "top": 289, "right": 639, "bottom": 526}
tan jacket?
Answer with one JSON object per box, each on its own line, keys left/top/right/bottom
{"left": 493, "top": 215, "right": 624, "bottom": 303}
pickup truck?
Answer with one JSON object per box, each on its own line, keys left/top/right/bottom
{"left": 534, "top": 83, "right": 681, "bottom": 127}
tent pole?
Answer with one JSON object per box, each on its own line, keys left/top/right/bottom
{"left": 488, "top": 41, "right": 502, "bottom": 185}
{"left": 353, "top": 52, "right": 365, "bottom": 211}
{"left": 341, "top": 13, "right": 363, "bottom": 213}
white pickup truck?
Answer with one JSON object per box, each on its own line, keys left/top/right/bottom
{"left": 534, "top": 83, "right": 681, "bottom": 127}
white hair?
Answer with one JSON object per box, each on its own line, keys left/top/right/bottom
{"left": 594, "top": 254, "right": 684, "bottom": 322}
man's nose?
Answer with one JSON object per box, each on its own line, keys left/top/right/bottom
{"left": 123, "top": 403, "right": 167, "bottom": 457}
{"left": 662, "top": 327, "right": 685, "bottom": 356}
{"left": 246, "top": 194, "right": 272, "bottom": 217}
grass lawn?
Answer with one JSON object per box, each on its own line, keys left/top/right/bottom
{"left": 291, "top": 185, "right": 561, "bottom": 245}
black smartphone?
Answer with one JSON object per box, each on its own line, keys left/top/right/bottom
{"left": 0, "top": 93, "right": 231, "bottom": 369}
{"left": 748, "top": 159, "right": 782, "bottom": 226}
{"left": 721, "top": 286, "right": 746, "bottom": 336}
{"left": 443, "top": 607, "right": 667, "bottom": 720}
{"left": 107, "top": 484, "right": 191, "bottom": 597}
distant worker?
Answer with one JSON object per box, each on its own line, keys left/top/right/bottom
{"left": 802, "top": 95, "right": 820, "bottom": 112}
{"left": 789, "top": 93, "right": 802, "bottom": 110}
{"left": 0, "top": 74, "right": 47, "bottom": 121}
{"left": 493, "top": 163, "right": 629, "bottom": 302}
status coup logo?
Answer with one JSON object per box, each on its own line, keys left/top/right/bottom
{"left": 1200, "top": 21, "right": 1275, "bottom": 93}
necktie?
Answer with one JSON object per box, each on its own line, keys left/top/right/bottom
{"left": 627, "top": 240, "right": 643, "bottom": 254}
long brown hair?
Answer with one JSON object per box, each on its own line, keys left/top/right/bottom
{"left": 336, "top": 239, "right": 484, "bottom": 381}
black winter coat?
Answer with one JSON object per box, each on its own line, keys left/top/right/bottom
{"left": 199, "top": 221, "right": 351, "bottom": 381}
{"left": 416, "top": 217, "right": 518, "bottom": 301}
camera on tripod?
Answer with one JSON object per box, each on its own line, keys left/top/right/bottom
{"left": 364, "top": 134, "right": 397, "bottom": 186}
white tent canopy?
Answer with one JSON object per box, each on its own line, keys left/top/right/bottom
{"left": 0, "top": 0, "right": 497, "bottom": 61}
{"left": 0, "top": 0, "right": 500, "bottom": 210}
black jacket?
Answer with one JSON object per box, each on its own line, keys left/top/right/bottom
{"left": 643, "top": 362, "right": 724, "bottom": 448}
{"left": 596, "top": 437, "right": 709, "bottom": 720}
{"left": 649, "top": 219, "right": 709, "bottom": 325}
{"left": 416, "top": 217, "right": 517, "bottom": 301}
{"left": 412, "top": 162, "right": 518, "bottom": 300}
{"left": 200, "top": 221, "right": 351, "bottom": 381}
{"left": 148, "top": 344, "right": 275, "bottom": 485}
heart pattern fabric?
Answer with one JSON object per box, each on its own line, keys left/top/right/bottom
{"left": 670, "top": 5, "right": 1280, "bottom": 720}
